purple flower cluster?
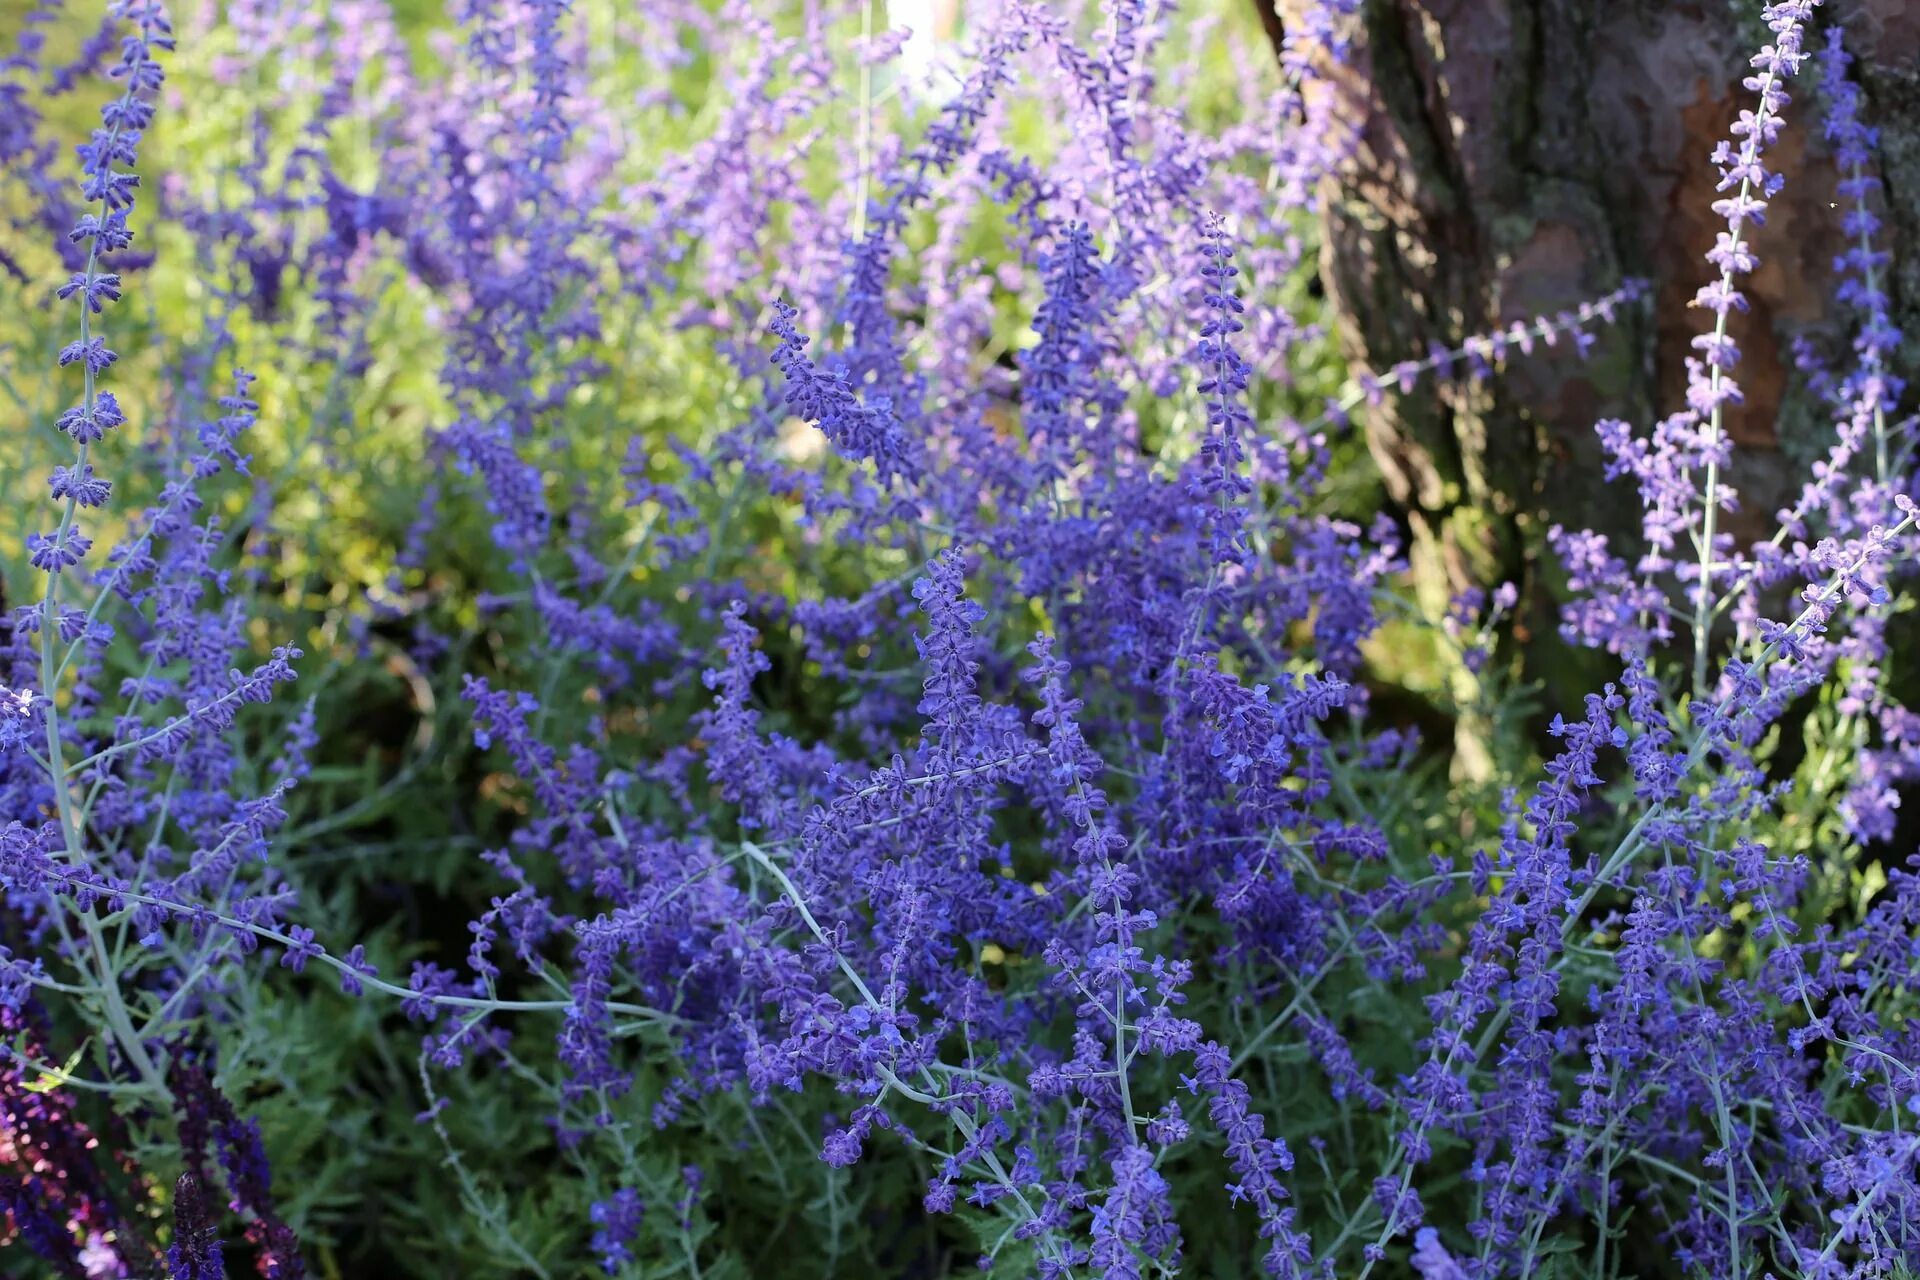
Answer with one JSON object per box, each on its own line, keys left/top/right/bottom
{"left": 2, "top": 2, "right": 1915, "bottom": 1278}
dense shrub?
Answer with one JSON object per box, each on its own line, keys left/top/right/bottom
{"left": 1, "top": 1, "right": 1917, "bottom": 1277}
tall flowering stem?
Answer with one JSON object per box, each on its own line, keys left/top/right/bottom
{"left": 34, "top": 0, "right": 173, "bottom": 1093}
{"left": 1687, "top": 0, "right": 1818, "bottom": 697}
{"left": 1818, "top": 28, "right": 1903, "bottom": 490}
{"left": 1816, "top": 26, "right": 1914, "bottom": 841}
{"left": 1194, "top": 211, "right": 1253, "bottom": 568}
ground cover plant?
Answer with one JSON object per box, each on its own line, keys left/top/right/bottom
{"left": 2, "top": 0, "right": 1919, "bottom": 1276}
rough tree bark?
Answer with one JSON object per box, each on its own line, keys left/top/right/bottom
{"left": 1262, "top": 0, "right": 1920, "bottom": 628}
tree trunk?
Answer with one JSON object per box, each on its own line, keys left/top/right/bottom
{"left": 1266, "top": 0, "right": 1920, "bottom": 762}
